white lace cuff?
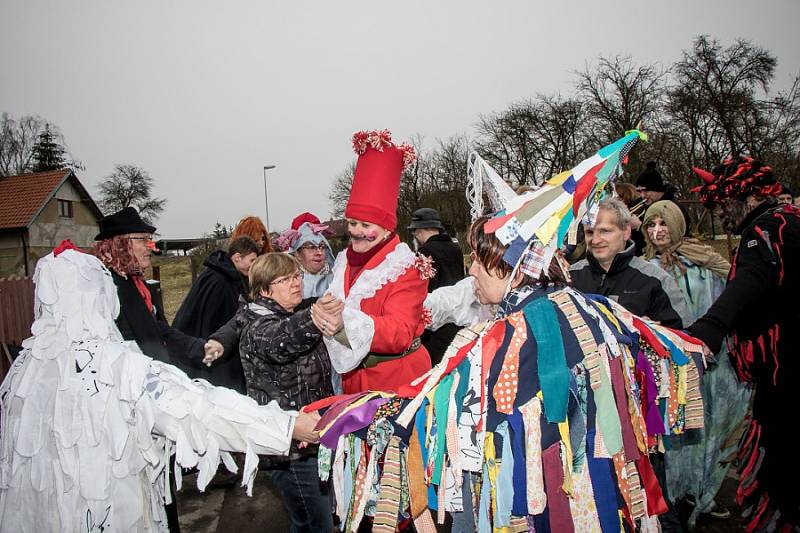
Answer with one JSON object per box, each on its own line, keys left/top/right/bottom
{"left": 324, "top": 307, "right": 375, "bottom": 373}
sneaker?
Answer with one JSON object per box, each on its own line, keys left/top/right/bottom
{"left": 707, "top": 506, "right": 731, "bottom": 519}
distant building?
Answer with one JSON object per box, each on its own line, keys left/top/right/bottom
{"left": 0, "top": 169, "right": 104, "bottom": 277}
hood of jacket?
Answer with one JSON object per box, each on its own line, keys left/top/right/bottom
{"left": 203, "top": 250, "right": 241, "bottom": 282}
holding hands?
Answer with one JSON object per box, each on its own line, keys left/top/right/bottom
{"left": 203, "top": 339, "right": 224, "bottom": 367}
{"left": 292, "top": 410, "right": 321, "bottom": 444}
{"left": 311, "top": 293, "right": 344, "bottom": 336}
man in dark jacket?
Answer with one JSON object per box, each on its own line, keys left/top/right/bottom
{"left": 172, "top": 236, "right": 259, "bottom": 392}
{"left": 688, "top": 157, "right": 800, "bottom": 532}
{"left": 409, "top": 207, "right": 465, "bottom": 365}
{"left": 636, "top": 160, "right": 691, "bottom": 230}
{"left": 570, "top": 198, "right": 690, "bottom": 329}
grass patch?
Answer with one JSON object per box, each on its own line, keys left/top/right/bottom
{"left": 148, "top": 256, "right": 196, "bottom": 324}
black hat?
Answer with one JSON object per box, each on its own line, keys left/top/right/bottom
{"left": 95, "top": 207, "right": 156, "bottom": 240}
{"left": 408, "top": 208, "right": 445, "bottom": 231}
{"left": 636, "top": 161, "right": 666, "bottom": 193}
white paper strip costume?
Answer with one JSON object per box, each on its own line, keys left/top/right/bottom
{"left": 0, "top": 248, "right": 297, "bottom": 532}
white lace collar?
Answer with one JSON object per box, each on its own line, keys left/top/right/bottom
{"left": 329, "top": 242, "right": 417, "bottom": 308}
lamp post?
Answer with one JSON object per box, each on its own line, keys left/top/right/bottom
{"left": 263, "top": 165, "right": 276, "bottom": 229}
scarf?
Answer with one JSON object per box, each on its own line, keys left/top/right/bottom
{"left": 131, "top": 274, "right": 154, "bottom": 313}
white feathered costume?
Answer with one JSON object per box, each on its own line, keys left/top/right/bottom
{"left": 0, "top": 249, "right": 297, "bottom": 532}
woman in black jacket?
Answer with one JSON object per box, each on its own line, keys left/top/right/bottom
{"left": 222, "top": 252, "right": 336, "bottom": 532}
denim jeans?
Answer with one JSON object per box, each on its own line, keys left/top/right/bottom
{"left": 266, "top": 455, "right": 333, "bottom": 533}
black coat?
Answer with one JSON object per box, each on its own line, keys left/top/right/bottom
{"left": 235, "top": 296, "right": 333, "bottom": 412}
{"left": 688, "top": 203, "right": 800, "bottom": 529}
{"left": 172, "top": 250, "right": 246, "bottom": 392}
{"left": 113, "top": 272, "right": 205, "bottom": 371}
{"left": 418, "top": 233, "right": 466, "bottom": 365}
{"left": 569, "top": 241, "right": 689, "bottom": 329}
{"left": 418, "top": 233, "right": 465, "bottom": 292}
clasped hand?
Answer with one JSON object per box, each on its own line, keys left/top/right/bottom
{"left": 203, "top": 339, "right": 224, "bottom": 366}
{"left": 311, "top": 293, "right": 344, "bottom": 336}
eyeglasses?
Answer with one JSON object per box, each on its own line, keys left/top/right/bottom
{"left": 127, "top": 235, "right": 154, "bottom": 242}
{"left": 270, "top": 271, "right": 304, "bottom": 286}
{"left": 299, "top": 243, "right": 327, "bottom": 252}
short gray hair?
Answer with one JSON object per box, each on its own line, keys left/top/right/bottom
{"left": 597, "top": 198, "right": 632, "bottom": 229}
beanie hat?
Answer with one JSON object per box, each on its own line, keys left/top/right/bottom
{"left": 635, "top": 161, "right": 666, "bottom": 192}
{"left": 344, "top": 129, "right": 416, "bottom": 231}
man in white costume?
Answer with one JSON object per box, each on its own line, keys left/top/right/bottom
{"left": 0, "top": 244, "right": 319, "bottom": 532}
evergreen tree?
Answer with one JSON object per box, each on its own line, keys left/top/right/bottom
{"left": 31, "top": 124, "right": 67, "bottom": 172}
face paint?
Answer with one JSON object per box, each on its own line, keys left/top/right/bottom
{"left": 349, "top": 229, "right": 381, "bottom": 243}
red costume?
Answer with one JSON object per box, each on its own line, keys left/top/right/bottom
{"left": 323, "top": 130, "right": 432, "bottom": 393}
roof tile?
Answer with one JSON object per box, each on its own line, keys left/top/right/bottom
{"left": 0, "top": 170, "right": 70, "bottom": 229}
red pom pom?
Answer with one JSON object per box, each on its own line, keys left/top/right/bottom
{"left": 397, "top": 143, "right": 417, "bottom": 170}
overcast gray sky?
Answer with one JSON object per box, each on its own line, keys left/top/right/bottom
{"left": 2, "top": 0, "right": 798, "bottom": 238}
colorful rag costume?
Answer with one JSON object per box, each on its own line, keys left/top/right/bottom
{"left": 306, "top": 132, "right": 711, "bottom": 532}
{"left": 0, "top": 247, "right": 297, "bottom": 532}
{"left": 323, "top": 130, "right": 433, "bottom": 394}
{"left": 689, "top": 157, "right": 800, "bottom": 532}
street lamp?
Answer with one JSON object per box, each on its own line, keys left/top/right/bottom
{"left": 263, "top": 165, "right": 276, "bottom": 229}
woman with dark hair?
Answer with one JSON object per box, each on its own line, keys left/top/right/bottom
{"left": 419, "top": 211, "right": 705, "bottom": 531}
{"left": 643, "top": 200, "right": 749, "bottom": 526}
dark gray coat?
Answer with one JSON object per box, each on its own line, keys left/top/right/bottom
{"left": 225, "top": 296, "right": 333, "bottom": 412}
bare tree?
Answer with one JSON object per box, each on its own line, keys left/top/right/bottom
{"left": 327, "top": 161, "right": 355, "bottom": 219}
{"left": 575, "top": 55, "right": 667, "bottom": 148}
{"left": 97, "top": 164, "right": 166, "bottom": 224}
{"left": 0, "top": 113, "right": 44, "bottom": 176}
{"left": 475, "top": 95, "right": 590, "bottom": 186}
{"left": 670, "top": 35, "right": 777, "bottom": 160}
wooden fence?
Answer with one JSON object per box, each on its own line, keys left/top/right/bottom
{"left": 0, "top": 275, "right": 35, "bottom": 380}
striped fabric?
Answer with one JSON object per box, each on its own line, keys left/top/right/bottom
{"left": 373, "top": 436, "right": 403, "bottom": 533}
{"left": 683, "top": 360, "right": 704, "bottom": 430}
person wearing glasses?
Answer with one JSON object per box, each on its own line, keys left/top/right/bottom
{"left": 91, "top": 206, "right": 208, "bottom": 531}
{"left": 223, "top": 252, "right": 336, "bottom": 532}
{"left": 92, "top": 207, "right": 207, "bottom": 372}
{"left": 275, "top": 212, "right": 335, "bottom": 299}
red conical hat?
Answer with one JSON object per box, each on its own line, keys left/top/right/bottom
{"left": 345, "top": 129, "right": 416, "bottom": 231}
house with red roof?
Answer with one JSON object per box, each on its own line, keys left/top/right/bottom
{"left": 0, "top": 169, "right": 104, "bottom": 277}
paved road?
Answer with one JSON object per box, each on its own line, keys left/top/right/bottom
{"left": 178, "top": 473, "right": 745, "bottom": 532}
